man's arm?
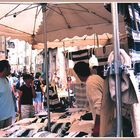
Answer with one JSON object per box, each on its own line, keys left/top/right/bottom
{"left": 17, "top": 90, "right": 22, "bottom": 116}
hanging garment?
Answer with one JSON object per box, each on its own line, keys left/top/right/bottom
{"left": 108, "top": 49, "right": 138, "bottom": 105}
{"left": 123, "top": 3, "right": 140, "bottom": 80}
{"left": 47, "top": 85, "right": 66, "bottom": 112}
{"left": 129, "top": 64, "right": 140, "bottom": 137}
{"left": 100, "top": 49, "right": 139, "bottom": 137}
{"left": 99, "top": 73, "right": 134, "bottom": 137}
{"left": 118, "top": 3, "right": 140, "bottom": 137}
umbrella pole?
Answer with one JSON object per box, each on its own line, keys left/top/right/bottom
{"left": 41, "top": 3, "right": 51, "bottom": 132}
{"left": 111, "top": 3, "right": 123, "bottom": 137}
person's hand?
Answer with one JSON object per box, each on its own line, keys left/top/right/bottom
{"left": 16, "top": 112, "right": 21, "bottom": 121}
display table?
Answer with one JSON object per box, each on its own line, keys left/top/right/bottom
{"left": 0, "top": 109, "right": 94, "bottom": 137}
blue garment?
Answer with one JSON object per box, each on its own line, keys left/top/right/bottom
{"left": 33, "top": 91, "right": 42, "bottom": 103}
{"left": 33, "top": 79, "right": 42, "bottom": 103}
{"left": 0, "top": 78, "right": 15, "bottom": 121}
{"left": 34, "top": 79, "right": 42, "bottom": 92}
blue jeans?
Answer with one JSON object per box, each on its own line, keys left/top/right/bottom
{"left": 33, "top": 92, "right": 42, "bottom": 103}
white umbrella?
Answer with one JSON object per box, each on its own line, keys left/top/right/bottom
{"left": 32, "top": 33, "right": 113, "bottom": 49}
{"left": 0, "top": 3, "right": 125, "bottom": 44}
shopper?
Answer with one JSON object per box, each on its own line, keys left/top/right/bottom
{"left": 73, "top": 59, "right": 104, "bottom": 137}
{"left": 0, "top": 60, "right": 15, "bottom": 129}
{"left": 33, "top": 72, "right": 44, "bottom": 113}
{"left": 18, "top": 74, "right": 36, "bottom": 119}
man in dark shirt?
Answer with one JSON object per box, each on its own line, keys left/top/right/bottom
{"left": 18, "top": 74, "right": 36, "bottom": 119}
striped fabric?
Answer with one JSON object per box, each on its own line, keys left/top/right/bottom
{"left": 72, "top": 82, "right": 89, "bottom": 109}
{"left": 121, "top": 4, "right": 140, "bottom": 136}
{"left": 48, "top": 85, "right": 65, "bottom": 112}
{"left": 49, "top": 86, "right": 60, "bottom": 107}
{"left": 63, "top": 132, "right": 89, "bottom": 137}
{"left": 122, "top": 3, "right": 140, "bottom": 87}
{"left": 67, "top": 48, "right": 110, "bottom": 66}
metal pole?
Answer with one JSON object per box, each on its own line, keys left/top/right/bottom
{"left": 24, "top": 42, "right": 27, "bottom": 73}
{"left": 41, "top": 3, "right": 51, "bottom": 132}
{"left": 67, "top": 49, "right": 71, "bottom": 107}
{"left": 4, "top": 36, "right": 7, "bottom": 59}
{"left": 30, "top": 47, "right": 32, "bottom": 73}
{"left": 111, "top": 3, "right": 123, "bottom": 137}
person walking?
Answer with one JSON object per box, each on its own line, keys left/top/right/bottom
{"left": 0, "top": 60, "right": 15, "bottom": 129}
{"left": 33, "top": 72, "right": 44, "bottom": 113}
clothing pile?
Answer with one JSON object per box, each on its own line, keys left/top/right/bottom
{"left": 0, "top": 109, "right": 94, "bottom": 138}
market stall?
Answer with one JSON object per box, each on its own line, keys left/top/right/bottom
{"left": 1, "top": 2, "right": 140, "bottom": 138}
